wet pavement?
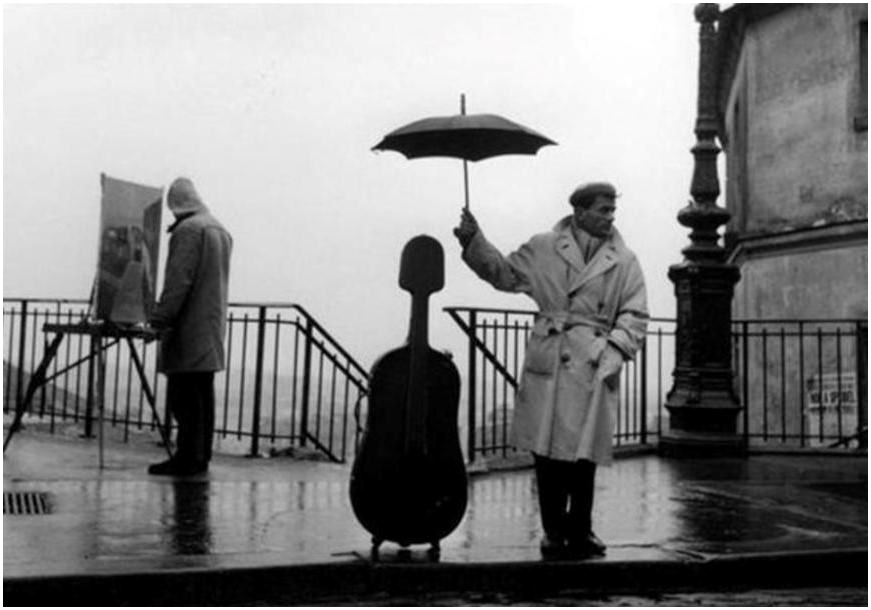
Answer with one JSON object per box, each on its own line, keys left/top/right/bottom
{"left": 3, "top": 427, "right": 867, "bottom": 605}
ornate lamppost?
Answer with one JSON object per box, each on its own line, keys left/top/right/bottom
{"left": 660, "top": 3, "right": 745, "bottom": 456}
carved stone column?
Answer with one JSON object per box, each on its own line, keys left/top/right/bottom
{"left": 660, "top": 3, "right": 745, "bottom": 456}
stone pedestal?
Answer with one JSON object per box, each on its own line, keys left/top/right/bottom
{"left": 661, "top": 261, "right": 744, "bottom": 456}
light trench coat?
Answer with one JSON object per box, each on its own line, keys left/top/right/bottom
{"left": 462, "top": 216, "right": 648, "bottom": 465}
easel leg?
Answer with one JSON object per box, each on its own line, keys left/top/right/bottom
{"left": 95, "top": 334, "right": 105, "bottom": 469}
{"left": 3, "top": 333, "right": 65, "bottom": 452}
{"left": 126, "top": 337, "right": 173, "bottom": 458}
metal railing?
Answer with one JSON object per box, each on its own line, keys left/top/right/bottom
{"left": 3, "top": 298, "right": 369, "bottom": 463}
{"left": 733, "top": 318, "right": 868, "bottom": 449}
{"left": 5, "top": 298, "right": 867, "bottom": 464}
{"left": 445, "top": 307, "right": 867, "bottom": 462}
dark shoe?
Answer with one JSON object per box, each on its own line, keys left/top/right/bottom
{"left": 566, "top": 532, "right": 606, "bottom": 558}
{"left": 148, "top": 459, "right": 207, "bottom": 476}
{"left": 177, "top": 461, "right": 208, "bottom": 476}
{"left": 148, "top": 458, "right": 178, "bottom": 475}
{"left": 587, "top": 531, "right": 606, "bottom": 555}
{"left": 539, "top": 535, "right": 567, "bottom": 560}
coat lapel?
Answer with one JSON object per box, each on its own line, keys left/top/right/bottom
{"left": 555, "top": 228, "right": 585, "bottom": 276}
{"left": 552, "top": 216, "right": 625, "bottom": 294}
{"left": 570, "top": 236, "right": 620, "bottom": 294}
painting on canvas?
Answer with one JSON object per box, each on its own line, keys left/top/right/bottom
{"left": 94, "top": 174, "right": 163, "bottom": 324}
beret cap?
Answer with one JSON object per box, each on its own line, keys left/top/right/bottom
{"left": 569, "top": 181, "right": 619, "bottom": 207}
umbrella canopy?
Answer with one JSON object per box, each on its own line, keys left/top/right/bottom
{"left": 372, "top": 95, "right": 557, "bottom": 210}
{"left": 372, "top": 113, "right": 556, "bottom": 162}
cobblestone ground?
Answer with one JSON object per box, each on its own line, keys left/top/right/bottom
{"left": 260, "top": 586, "right": 868, "bottom": 606}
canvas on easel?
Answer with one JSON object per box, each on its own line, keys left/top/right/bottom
{"left": 94, "top": 173, "right": 163, "bottom": 324}
{"left": 5, "top": 174, "right": 172, "bottom": 459}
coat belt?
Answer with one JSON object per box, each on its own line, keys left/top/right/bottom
{"left": 534, "top": 311, "right": 610, "bottom": 336}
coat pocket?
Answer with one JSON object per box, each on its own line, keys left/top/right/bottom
{"left": 524, "top": 333, "right": 557, "bottom": 376}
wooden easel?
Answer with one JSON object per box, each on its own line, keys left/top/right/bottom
{"left": 3, "top": 320, "right": 172, "bottom": 468}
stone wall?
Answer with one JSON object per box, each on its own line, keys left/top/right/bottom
{"left": 724, "top": 4, "right": 868, "bottom": 237}
{"left": 720, "top": 4, "right": 867, "bottom": 327}
{"left": 731, "top": 223, "right": 867, "bottom": 320}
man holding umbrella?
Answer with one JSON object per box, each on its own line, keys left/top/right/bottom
{"left": 453, "top": 182, "right": 648, "bottom": 559}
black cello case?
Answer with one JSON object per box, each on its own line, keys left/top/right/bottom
{"left": 350, "top": 235, "right": 468, "bottom": 559}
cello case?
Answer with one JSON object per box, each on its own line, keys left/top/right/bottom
{"left": 350, "top": 235, "right": 467, "bottom": 558}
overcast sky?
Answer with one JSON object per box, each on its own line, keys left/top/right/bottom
{"left": 4, "top": 2, "right": 701, "bottom": 368}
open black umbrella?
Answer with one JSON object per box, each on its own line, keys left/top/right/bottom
{"left": 372, "top": 94, "right": 556, "bottom": 210}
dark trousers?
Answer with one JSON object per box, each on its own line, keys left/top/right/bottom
{"left": 166, "top": 372, "right": 215, "bottom": 466}
{"left": 533, "top": 454, "right": 596, "bottom": 543}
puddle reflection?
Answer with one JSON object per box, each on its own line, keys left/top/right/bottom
{"left": 167, "top": 480, "right": 212, "bottom": 555}
{"left": 460, "top": 472, "right": 538, "bottom": 548}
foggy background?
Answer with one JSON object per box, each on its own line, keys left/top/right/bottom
{"left": 4, "top": 3, "right": 699, "bottom": 370}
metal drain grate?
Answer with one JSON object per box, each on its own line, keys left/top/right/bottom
{"left": 4, "top": 491, "right": 51, "bottom": 515}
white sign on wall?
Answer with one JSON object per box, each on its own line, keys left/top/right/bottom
{"left": 805, "top": 372, "right": 858, "bottom": 446}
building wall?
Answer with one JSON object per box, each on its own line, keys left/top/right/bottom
{"left": 721, "top": 3, "right": 868, "bottom": 323}
{"left": 724, "top": 4, "right": 867, "bottom": 236}
{"left": 732, "top": 225, "right": 867, "bottom": 319}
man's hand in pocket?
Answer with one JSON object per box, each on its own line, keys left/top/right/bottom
{"left": 596, "top": 344, "right": 624, "bottom": 390}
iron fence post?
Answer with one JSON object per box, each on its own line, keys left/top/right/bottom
{"left": 249, "top": 306, "right": 267, "bottom": 457}
{"left": 762, "top": 328, "right": 769, "bottom": 441}
{"left": 857, "top": 321, "right": 867, "bottom": 449}
{"left": 467, "top": 309, "right": 477, "bottom": 462}
{"left": 742, "top": 321, "right": 749, "bottom": 443}
{"left": 15, "top": 300, "right": 28, "bottom": 413}
{"left": 300, "top": 316, "right": 314, "bottom": 447}
{"left": 799, "top": 321, "right": 806, "bottom": 447}
{"left": 817, "top": 327, "right": 824, "bottom": 444}
{"left": 640, "top": 336, "right": 648, "bottom": 444}
{"left": 83, "top": 334, "right": 96, "bottom": 438}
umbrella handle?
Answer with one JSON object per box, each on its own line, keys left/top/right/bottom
{"left": 462, "top": 159, "right": 470, "bottom": 211}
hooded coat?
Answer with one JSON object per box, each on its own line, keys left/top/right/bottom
{"left": 462, "top": 216, "right": 648, "bottom": 465}
{"left": 150, "top": 179, "right": 233, "bottom": 374}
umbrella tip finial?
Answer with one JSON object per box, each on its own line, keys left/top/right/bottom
{"left": 460, "top": 93, "right": 466, "bottom": 115}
